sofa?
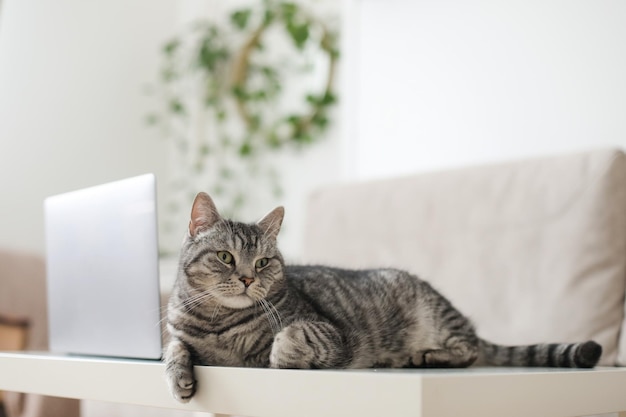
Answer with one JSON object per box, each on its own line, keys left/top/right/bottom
{"left": 303, "top": 147, "right": 626, "bottom": 367}
{"left": 1, "top": 147, "right": 625, "bottom": 417}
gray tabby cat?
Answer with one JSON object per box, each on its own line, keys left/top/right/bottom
{"left": 164, "top": 192, "right": 602, "bottom": 402}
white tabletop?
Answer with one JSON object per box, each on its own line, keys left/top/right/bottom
{"left": 1, "top": 352, "right": 625, "bottom": 417}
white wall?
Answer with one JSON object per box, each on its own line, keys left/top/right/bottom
{"left": 345, "top": 0, "right": 626, "bottom": 180}
{"left": 0, "top": 1, "right": 180, "bottom": 254}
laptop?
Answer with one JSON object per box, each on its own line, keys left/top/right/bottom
{"left": 44, "top": 174, "right": 163, "bottom": 360}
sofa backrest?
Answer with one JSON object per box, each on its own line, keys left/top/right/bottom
{"left": 302, "top": 148, "right": 626, "bottom": 366}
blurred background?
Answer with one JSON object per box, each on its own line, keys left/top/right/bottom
{"left": 1, "top": 0, "right": 626, "bottom": 262}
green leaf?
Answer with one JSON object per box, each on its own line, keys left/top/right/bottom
{"left": 280, "top": 2, "right": 298, "bottom": 20}
{"left": 251, "top": 90, "right": 267, "bottom": 101}
{"left": 231, "top": 9, "right": 252, "bottom": 30}
{"left": 197, "top": 38, "right": 229, "bottom": 71}
{"left": 286, "top": 114, "right": 302, "bottom": 125}
{"left": 208, "top": 25, "right": 219, "bottom": 37}
{"left": 260, "top": 66, "right": 278, "bottom": 79}
{"left": 231, "top": 85, "right": 247, "bottom": 99}
{"left": 239, "top": 142, "right": 254, "bottom": 157}
{"left": 263, "top": 8, "right": 275, "bottom": 25}
{"left": 281, "top": 3, "right": 310, "bottom": 49}
{"left": 306, "top": 94, "right": 319, "bottom": 105}
{"left": 169, "top": 99, "right": 185, "bottom": 115}
{"left": 321, "top": 91, "right": 337, "bottom": 105}
{"left": 311, "top": 114, "right": 329, "bottom": 129}
{"left": 163, "top": 39, "right": 180, "bottom": 56}
{"left": 293, "top": 133, "right": 313, "bottom": 144}
{"left": 286, "top": 22, "right": 309, "bottom": 49}
{"left": 267, "top": 132, "right": 282, "bottom": 148}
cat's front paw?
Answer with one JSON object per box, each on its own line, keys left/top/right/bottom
{"left": 166, "top": 362, "right": 196, "bottom": 403}
{"left": 164, "top": 340, "right": 196, "bottom": 403}
{"left": 270, "top": 323, "right": 316, "bottom": 369}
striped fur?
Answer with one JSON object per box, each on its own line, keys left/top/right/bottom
{"left": 164, "top": 193, "right": 602, "bottom": 403}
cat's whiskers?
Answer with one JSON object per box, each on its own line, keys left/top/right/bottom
{"left": 182, "top": 289, "right": 215, "bottom": 306}
{"left": 257, "top": 298, "right": 283, "bottom": 335}
{"left": 256, "top": 300, "right": 274, "bottom": 333}
{"left": 257, "top": 300, "right": 279, "bottom": 335}
{"left": 157, "top": 286, "right": 220, "bottom": 328}
{"left": 210, "top": 304, "right": 222, "bottom": 322}
{"left": 265, "top": 298, "right": 283, "bottom": 330}
{"left": 179, "top": 288, "right": 219, "bottom": 312}
{"left": 154, "top": 306, "right": 170, "bottom": 328}
{"left": 183, "top": 294, "right": 216, "bottom": 312}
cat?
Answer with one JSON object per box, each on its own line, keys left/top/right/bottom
{"left": 164, "top": 192, "right": 603, "bottom": 402}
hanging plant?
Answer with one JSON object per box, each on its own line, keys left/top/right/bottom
{"left": 146, "top": 0, "right": 339, "bottom": 254}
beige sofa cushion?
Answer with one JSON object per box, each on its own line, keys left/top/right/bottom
{"left": 303, "top": 149, "right": 626, "bottom": 366}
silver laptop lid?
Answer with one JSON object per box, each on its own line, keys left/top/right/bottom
{"left": 45, "top": 174, "right": 162, "bottom": 359}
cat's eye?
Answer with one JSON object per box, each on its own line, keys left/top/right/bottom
{"left": 217, "top": 251, "right": 234, "bottom": 265}
{"left": 255, "top": 258, "right": 269, "bottom": 269}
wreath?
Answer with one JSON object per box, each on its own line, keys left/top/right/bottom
{"left": 147, "top": 0, "right": 339, "bottom": 253}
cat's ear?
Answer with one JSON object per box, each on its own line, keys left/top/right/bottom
{"left": 189, "top": 192, "right": 221, "bottom": 237}
{"left": 257, "top": 206, "right": 284, "bottom": 239}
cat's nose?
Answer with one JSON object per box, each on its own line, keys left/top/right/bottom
{"left": 240, "top": 277, "right": 255, "bottom": 288}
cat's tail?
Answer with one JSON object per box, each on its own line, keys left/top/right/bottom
{"left": 476, "top": 339, "right": 602, "bottom": 368}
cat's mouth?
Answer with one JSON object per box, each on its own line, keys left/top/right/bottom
{"left": 219, "top": 292, "right": 257, "bottom": 309}
{"left": 216, "top": 281, "right": 267, "bottom": 309}
{"left": 238, "top": 282, "right": 266, "bottom": 299}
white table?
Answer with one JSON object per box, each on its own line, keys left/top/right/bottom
{"left": 1, "top": 352, "right": 626, "bottom": 417}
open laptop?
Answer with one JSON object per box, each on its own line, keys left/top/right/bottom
{"left": 44, "top": 174, "right": 163, "bottom": 360}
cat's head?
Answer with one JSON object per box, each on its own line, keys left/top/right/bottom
{"left": 177, "top": 192, "right": 285, "bottom": 310}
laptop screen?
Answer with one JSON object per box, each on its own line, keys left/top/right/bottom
{"left": 44, "top": 174, "right": 162, "bottom": 359}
